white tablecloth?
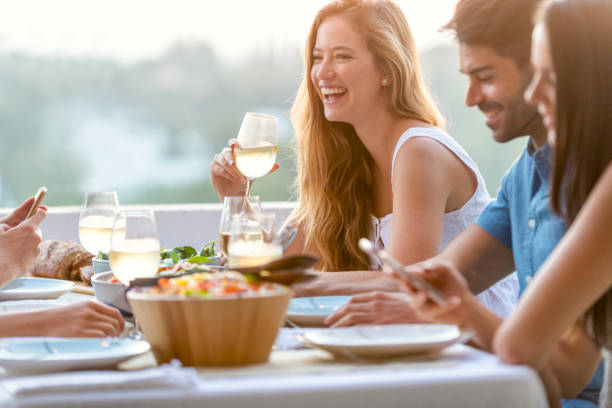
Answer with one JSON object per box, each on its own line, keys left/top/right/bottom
{"left": 0, "top": 292, "right": 548, "bottom": 408}
{"left": 0, "top": 343, "right": 547, "bottom": 408}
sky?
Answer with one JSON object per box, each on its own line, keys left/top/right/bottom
{"left": 0, "top": 0, "right": 459, "bottom": 63}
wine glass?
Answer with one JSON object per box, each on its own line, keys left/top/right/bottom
{"left": 109, "top": 210, "right": 160, "bottom": 286}
{"left": 227, "top": 212, "right": 282, "bottom": 268}
{"left": 78, "top": 191, "right": 119, "bottom": 255}
{"left": 219, "top": 196, "right": 262, "bottom": 257}
{"left": 234, "top": 112, "right": 279, "bottom": 196}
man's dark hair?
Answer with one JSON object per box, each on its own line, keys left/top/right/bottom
{"left": 442, "top": 0, "right": 543, "bottom": 66}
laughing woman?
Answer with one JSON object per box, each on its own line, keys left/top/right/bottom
{"left": 210, "top": 0, "right": 517, "bottom": 318}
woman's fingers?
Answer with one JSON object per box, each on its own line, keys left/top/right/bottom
{"left": 268, "top": 163, "right": 280, "bottom": 175}
{"left": 227, "top": 138, "right": 238, "bottom": 149}
{"left": 90, "top": 307, "right": 124, "bottom": 334}
{"left": 211, "top": 154, "right": 243, "bottom": 183}
{"left": 78, "top": 329, "right": 107, "bottom": 338}
{"left": 72, "top": 301, "right": 125, "bottom": 337}
{"left": 330, "top": 311, "right": 373, "bottom": 328}
{"left": 221, "top": 148, "right": 245, "bottom": 180}
{"left": 325, "top": 300, "right": 372, "bottom": 326}
{"left": 412, "top": 292, "right": 462, "bottom": 323}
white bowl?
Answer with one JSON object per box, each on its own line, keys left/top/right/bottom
{"left": 92, "top": 259, "right": 111, "bottom": 275}
{"left": 92, "top": 254, "right": 223, "bottom": 315}
{"left": 91, "top": 272, "right": 131, "bottom": 315}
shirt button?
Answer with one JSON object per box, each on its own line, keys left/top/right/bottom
{"left": 528, "top": 219, "right": 536, "bottom": 229}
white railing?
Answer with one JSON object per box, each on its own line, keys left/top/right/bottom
{"left": 0, "top": 202, "right": 296, "bottom": 250}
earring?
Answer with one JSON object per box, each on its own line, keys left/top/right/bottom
{"left": 381, "top": 77, "right": 390, "bottom": 86}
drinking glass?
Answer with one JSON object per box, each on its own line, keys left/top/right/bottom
{"left": 219, "top": 196, "right": 262, "bottom": 257}
{"left": 78, "top": 191, "right": 120, "bottom": 255}
{"left": 234, "top": 112, "right": 278, "bottom": 196}
{"left": 227, "top": 212, "right": 282, "bottom": 268}
{"left": 109, "top": 210, "right": 160, "bottom": 286}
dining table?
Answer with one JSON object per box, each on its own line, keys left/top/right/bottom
{"left": 0, "top": 290, "right": 549, "bottom": 408}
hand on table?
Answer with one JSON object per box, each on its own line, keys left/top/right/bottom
{"left": 32, "top": 301, "right": 125, "bottom": 337}
{"left": 209, "top": 138, "right": 279, "bottom": 200}
{"left": 400, "top": 260, "right": 473, "bottom": 327}
{"left": 0, "top": 207, "right": 46, "bottom": 285}
{"left": 324, "top": 291, "right": 420, "bottom": 327}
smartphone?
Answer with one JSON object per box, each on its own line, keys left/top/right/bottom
{"left": 388, "top": 264, "right": 448, "bottom": 307}
{"left": 358, "top": 238, "right": 448, "bottom": 306}
{"left": 24, "top": 187, "right": 47, "bottom": 220}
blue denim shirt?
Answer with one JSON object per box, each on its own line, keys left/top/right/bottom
{"left": 477, "top": 141, "right": 566, "bottom": 295}
{"left": 477, "top": 140, "right": 602, "bottom": 408}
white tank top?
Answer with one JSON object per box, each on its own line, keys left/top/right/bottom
{"left": 370, "top": 127, "right": 519, "bottom": 318}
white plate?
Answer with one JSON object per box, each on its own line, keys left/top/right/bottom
{"left": 0, "top": 278, "right": 76, "bottom": 301}
{"left": 302, "top": 324, "right": 464, "bottom": 357}
{"left": 0, "top": 299, "right": 70, "bottom": 314}
{"left": 287, "top": 296, "right": 351, "bottom": 326}
{"left": 0, "top": 338, "right": 150, "bottom": 374}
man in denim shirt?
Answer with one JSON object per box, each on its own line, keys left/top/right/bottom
{"left": 433, "top": 0, "right": 603, "bottom": 405}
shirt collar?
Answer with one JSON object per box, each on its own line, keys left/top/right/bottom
{"left": 527, "top": 138, "right": 552, "bottom": 182}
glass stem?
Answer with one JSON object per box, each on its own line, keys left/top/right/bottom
{"left": 245, "top": 179, "right": 254, "bottom": 197}
{"left": 241, "top": 179, "right": 254, "bottom": 214}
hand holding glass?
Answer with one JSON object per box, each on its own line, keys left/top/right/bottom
{"left": 109, "top": 210, "right": 160, "bottom": 286}
{"left": 78, "top": 191, "right": 120, "bottom": 255}
{"left": 234, "top": 112, "right": 278, "bottom": 196}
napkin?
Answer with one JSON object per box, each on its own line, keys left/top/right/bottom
{"left": 0, "top": 361, "right": 199, "bottom": 397}
{"left": 273, "top": 327, "right": 330, "bottom": 351}
{"left": 274, "top": 327, "right": 307, "bottom": 351}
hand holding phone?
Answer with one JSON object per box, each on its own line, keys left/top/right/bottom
{"left": 358, "top": 238, "right": 448, "bottom": 306}
{"left": 24, "top": 187, "right": 47, "bottom": 220}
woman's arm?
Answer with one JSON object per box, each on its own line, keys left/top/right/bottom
{"left": 287, "top": 216, "right": 399, "bottom": 296}
{"left": 0, "top": 301, "right": 125, "bottom": 337}
{"left": 295, "top": 137, "right": 474, "bottom": 299}
{"left": 386, "top": 136, "right": 464, "bottom": 265}
{"left": 494, "top": 165, "right": 612, "bottom": 393}
{"left": 294, "top": 136, "right": 477, "bottom": 298}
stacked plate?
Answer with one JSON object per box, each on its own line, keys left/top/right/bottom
{"left": 0, "top": 338, "right": 150, "bottom": 374}
{"left": 287, "top": 296, "right": 351, "bottom": 326}
{"left": 0, "top": 278, "right": 75, "bottom": 301}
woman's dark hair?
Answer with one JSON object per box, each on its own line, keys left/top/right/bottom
{"left": 543, "top": 0, "right": 612, "bottom": 347}
{"left": 442, "top": 0, "right": 543, "bottom": 67}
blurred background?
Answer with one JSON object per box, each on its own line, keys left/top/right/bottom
{"left": 0, "top": 0, "right": 525, "bottom": 207}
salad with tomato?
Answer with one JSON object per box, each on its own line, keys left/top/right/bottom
{"left": 144, "top": 271, "right": 275, "bottom": 297}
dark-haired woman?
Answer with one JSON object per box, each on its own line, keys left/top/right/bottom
{"left": 395, "top": 0, "right": 611, "bottom": 406}
{"left": 493, "top": 0, "right": 612, "bottom": 406}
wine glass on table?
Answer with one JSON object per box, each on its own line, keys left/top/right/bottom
{"left": 219, "top": 196, "right": 262, "bottom": 258}
{"left": 234, "top": 112, "right": 278, "bottom": 197}
{"left": 227, "top": 212, "right": 282, "bottom": 269}
{"left": 109, "top": 210, "right": 160, "bottom": 286}
{"left": 78, "top": 191, "right": 119, "bottom": 256}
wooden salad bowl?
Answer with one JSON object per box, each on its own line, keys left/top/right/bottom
{"left": 127, "top": 285, "right": 292, "bottom": 366}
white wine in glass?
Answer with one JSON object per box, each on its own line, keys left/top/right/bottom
{"left": 219, "top": 196, "right": 262, "bottom": 256}
{"left": 234, "top": 112, "right": 278, "bottom": 196}
{"left": 78, "top": 191, "right": 120, "bottom": 255}
{"left": 109, "top": 210, "right": 160, "bottom": 286}
{"left": 227, "top": 212, "right": 282, "bottom": 268}
{"left": 234, "top": 145, "right": 278, "bottom": 180}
